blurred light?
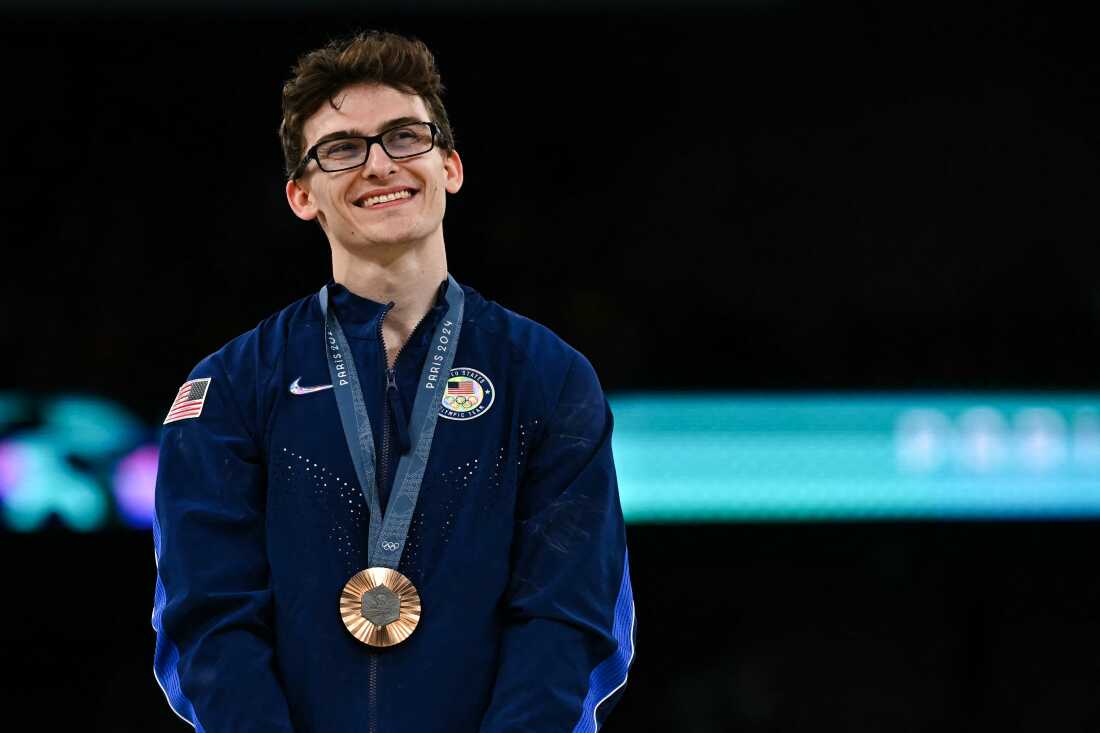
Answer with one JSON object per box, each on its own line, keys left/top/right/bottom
{"left": 3, "top": 391, "right": 1100, "bottom": 530}
{"left": 113, "top": 444, "right": 159, "bottom": 529}
{"left": 0, "top": 393, "right": 31, "bottom": 430}
{"left": 1015, "top": 408, "right": 1067, "bottom": 471}
{"left": 0, "top": 437, "right": 108, "bottom": 532}
{"left": 957, "top": 407, "right": 1008, "bottom": 473}
{"left": 895, "top": 409, "right": 951, "bottom": 473}
{"left": 0, "top": 440, "right": 27, "bottom": 500}
{"left": 41, "top": 395, "right": 142, "bottom": 454}
{"left": 610, "top": 393, "right": 1100, "bottom": 522}
{"left": 1074, "top": 409, "right": 1100, "bottom": 468}
{"left": 0, "top": 395, "right": 143, "bottom": 532}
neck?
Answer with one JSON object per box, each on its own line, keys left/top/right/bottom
{"left": 331, "top": 238, "right": 447, "bottom": 364}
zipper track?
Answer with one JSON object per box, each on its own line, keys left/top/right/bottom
{"left": 369, "top": 654, "right": 378, "bottom": 733}
{"left": 379, "top": 308, "right": 392, "bottom": 512}
{"left": 363, "top": 286, "right": 442, "bottom": 524}
{"left": 371, "top": 301, "right": 433, "bottom": 733}
{"left": 378, "top": 302, "right": 435, "bottom": 496}
{"left": 372, "top": 304, "right": 393, "bottom": 733}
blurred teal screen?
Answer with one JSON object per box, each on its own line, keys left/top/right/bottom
{"left": 2, "top": 392, "right": 1098, "bottom": 530}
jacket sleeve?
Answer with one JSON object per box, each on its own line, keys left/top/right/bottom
{"left": 479, "top": 353, "right": 636, "bottom": 733}
{"left": 151, "top": 354, "right": 296, "bottom": 733}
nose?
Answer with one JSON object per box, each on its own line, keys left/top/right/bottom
{"left": 361, "top": 140, "right": 397, "bottom": 178}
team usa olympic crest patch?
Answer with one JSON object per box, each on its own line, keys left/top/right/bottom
{"left": 439, "top": 368, "right": 494, "bottom": 421}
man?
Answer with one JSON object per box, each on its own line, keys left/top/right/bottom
{"left": 152, "top": 30, "right": 635, "bottom": 733}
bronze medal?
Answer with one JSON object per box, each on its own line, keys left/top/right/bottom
{"left": 340, "top": 567, "right": 421, "bottom": 647}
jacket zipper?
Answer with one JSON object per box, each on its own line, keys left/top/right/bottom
{"left": 371, "top": 303, "right": 394, "bottom": 733}
{"left": 368, "top": 654, "right": 378, "bottom": 733}
{"left": 371, "top": 301, "right": 432, "bottom": 733}
{"left": 379, "top": 303, "right": 435, "bottom": 492}
{"left": 379, "top": 303, "right": 395, "bottom": 519}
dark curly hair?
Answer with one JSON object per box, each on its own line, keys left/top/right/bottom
{"left": 280, "top": 31, "right": 455, "bottom": 179}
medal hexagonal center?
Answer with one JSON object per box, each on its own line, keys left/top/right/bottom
{"left": 361, "top": 585, "right": 401, "bottom": 627}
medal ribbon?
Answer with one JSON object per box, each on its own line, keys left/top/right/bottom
{"left": 318, "top": 275, "right": 464, "bottom": 568}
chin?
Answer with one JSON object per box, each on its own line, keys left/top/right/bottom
{"left": 349, "top": 228, "right": 428, "bottom": 250}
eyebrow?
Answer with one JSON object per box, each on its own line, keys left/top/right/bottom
{"left": 310, "top": 117, "right": 426, "bottom": 148}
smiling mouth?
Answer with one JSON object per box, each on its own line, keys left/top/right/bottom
{"left": 354, "top": 189, "right": 418, "bottom": 208}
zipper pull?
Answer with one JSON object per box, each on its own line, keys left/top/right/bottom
{"left": 386, "top": 369, "right": 412, "bottom": 454}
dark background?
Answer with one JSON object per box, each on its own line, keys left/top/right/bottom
{"left": 3, "top": 2, "right": 1100, "bottom": 730}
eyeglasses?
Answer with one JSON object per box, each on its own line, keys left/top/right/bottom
{"left": 292, "top": 121, "right": 438, "bottom": 179}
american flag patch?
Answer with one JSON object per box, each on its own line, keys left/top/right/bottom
{"left": 164, "top": 378, "right": 212, "bottom": 424}
{"left": 446, "top": 379, "right": 475, "bottom": 395}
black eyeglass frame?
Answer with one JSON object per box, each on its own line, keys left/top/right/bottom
{"left": 291, "top": 121, "right": 440, "bottom": 180}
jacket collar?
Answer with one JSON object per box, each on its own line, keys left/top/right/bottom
{"left": 324, "top": 279, "right": 449, "bottom": 338}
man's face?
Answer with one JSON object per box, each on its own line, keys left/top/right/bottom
{"left": 286, "top": 83, "right": 463, "bottom": 253}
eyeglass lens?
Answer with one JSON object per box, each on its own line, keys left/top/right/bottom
{"left": 315, "top": 123, "right": 434, "bottom": 171}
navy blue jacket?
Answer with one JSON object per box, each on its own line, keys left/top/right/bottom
{"left": 152, "top": 281, "right": 635, "bottom": 733}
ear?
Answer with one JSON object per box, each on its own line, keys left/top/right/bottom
{"left": 442, "top": 149, "right": 464, "bottom": 194}
{"left": 286, "top": 177, "right": 318, "bottom": 221}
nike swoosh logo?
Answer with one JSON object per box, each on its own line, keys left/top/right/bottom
{"left": 289, "top": 377, "right": 333, "bottom": 396}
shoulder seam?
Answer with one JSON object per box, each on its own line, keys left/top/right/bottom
{"left": 259, "top": 327, "right": 292, "bottom": 450}
{"left": 206, "top": 351, "right": 259, "bottom": 446}
{"left": 256, "top": 294, "right": 316, "bottom": 448}
{"left": 463, "top": 316, "right": 553, "bottom": 419}
{"left": 209, "top": 292, "right": 315, "bottom": 450}
{"left": 491, "top": 319, "right": 580, "bottom": 452}
{"left": 539, "top": 350, "right": 581, "bottom": 443}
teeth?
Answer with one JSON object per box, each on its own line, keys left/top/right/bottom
{"left": 363, "top": 190, "right": 413, "bottom": 207}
